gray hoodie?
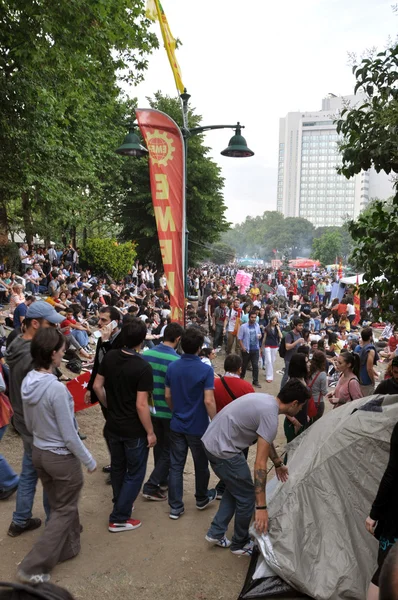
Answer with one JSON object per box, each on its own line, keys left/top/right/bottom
{"left": 21, "top": 370, "right": 96, "bottom": 471}
{"left": 6, "top": 335, "right": 33, "bottom": 440}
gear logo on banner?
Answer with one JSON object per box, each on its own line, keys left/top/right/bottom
{"left": 146, "top": 130, "right": 175, "bottom": 166}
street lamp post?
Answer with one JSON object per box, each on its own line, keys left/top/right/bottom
{"left": 116, "top": 90, "right": 254, "bottom": 300}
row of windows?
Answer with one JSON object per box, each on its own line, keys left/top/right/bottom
{"left": 302, "top": 154, "right": 340, "bottom": 161}
{"left": 302, "top": 134, "right": 338, "bottom": 142}
{"left": 301, "top": 190, "right": 355, "bottom": 197}
{"left": 301, "top": 171, "right": 345, "bottom": 179}
{"left": 301, "top": 173, "right": 351, "bottom": 181}
{"left": 302, "top": 146, "right": 338, "bottom": 154}
{"left": 301, "top": 181, "right": 355, "bottom": 188}
{"left": 301, "top": 160, "right": 342, "bottom": 175}
{"left": 302, "top": 120, "right": 333, "bottom": 127}
{"left": 301, "top": 204, "right": 354, "bottom": 211}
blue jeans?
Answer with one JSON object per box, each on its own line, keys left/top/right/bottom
{"left": 13, "top": 439, "right": 51, "bottom": 527}
{"left": 108, "top": 434, "right": 149, "bottom": 523}
{"left": 205, "top": 449, "right": 254, "bottom": 551}
{"left": 0, "top": 426, "right": 19, "bottom": 492}
{"left": 73, "top": 329, "right": 89, "bottom": 348}
{"left": 143, "top": 418, "right": 170, "bottom": 494}
{"left": 168, "top": 430, "right": 210, "bottom": 514}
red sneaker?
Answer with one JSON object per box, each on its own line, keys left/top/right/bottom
{"left": 108, "top": 519, "right": 142, "bottom": 533}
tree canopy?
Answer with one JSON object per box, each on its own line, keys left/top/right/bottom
{"left": 0, "top": 0, "right": 158, "bottom": 246}
{"left": 336, "top": 43, "right": 398, "bottom": 179}
{"left": 312, "top": 230, "right": 343, "bottom": 266}
{"left": 223, "top": 211, "right": 317, "bottom": 260}
{"left": 335, "top": 37, "right": 398, "bottom": 320}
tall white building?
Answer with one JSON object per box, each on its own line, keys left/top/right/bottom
{"left": 277, "top": 94, "right": 394, "bottom": 227}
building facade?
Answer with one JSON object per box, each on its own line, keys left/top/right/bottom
{"left": 277, "top": 95, "right": 394, "bottom": 226}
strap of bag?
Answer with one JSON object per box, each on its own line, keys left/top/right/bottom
{"left": 219, "top": 376, "right": 237, "bottom": 401}
{"left": 308, "top": 371, "right": 322, "bottom": 408}
{"left": 308, "top": 371, "right": 320, "bottom": 390}
{"left": 347, "top": 377, "right": 356, "bottom": 401}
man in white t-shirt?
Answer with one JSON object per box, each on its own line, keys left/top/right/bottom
{"left": 202, "top": 379, "right": 310, "bottom": 555}
{"left": 276, "top": 282, "right": 287, "bottom": 298}
{"left": 226, "top": 298, "right": 242, "bottom": 355}
{"left": 346, "top": 300, "right": 356, "bottom": 326}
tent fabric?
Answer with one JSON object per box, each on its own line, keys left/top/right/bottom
{"left": 245, "top": 394, "right": 398, "bottom": 600}
{"left": 239, "top": 547, "right": 307, "bottom": 599}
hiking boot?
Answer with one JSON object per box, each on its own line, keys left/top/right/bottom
{"left": 8, "top": 518, "right": 42, "bottom": 538}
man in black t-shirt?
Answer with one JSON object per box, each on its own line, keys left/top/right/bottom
{"left": 299, "top": 296, "right": 311, "bottom": 329}
{"left": 375, "top": 357, "right": 398, "bottom": 396}
{"left": 93, "top": 318, "right": 156, "bottom": 534}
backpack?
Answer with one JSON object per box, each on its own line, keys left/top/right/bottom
{"left": 279, "top": 332, "right": 293, "bottom": 358}
{"left": 66, "top": 358, "right": 82, "bottom": 374}
{"left": 307, "top": 372, "right": 321, "bottom": 419}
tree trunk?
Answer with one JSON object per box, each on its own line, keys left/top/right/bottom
{"left": 21, "top": 191, "right": 34, "bottom": 247}
{"left": 83, "top": 226, "right": 87, "bottom": 246}
{"left": 70, "top": 225, "right": 77, "bottom": 248}
{"left": 0, "top": 192, "right": 9, "bottom": 246}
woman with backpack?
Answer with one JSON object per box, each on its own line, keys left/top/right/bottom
{"left": 327, "top": 351, "right": 362, "bottom": 408}
{"left": 308, "top": 350, "right": 328, "bottom": 422}
{"left": 261, "top": 315, "right": 282, "bottom": 383}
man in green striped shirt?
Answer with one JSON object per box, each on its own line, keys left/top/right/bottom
{"left": 142, "top": 322, "right": 184, "bottom": 501}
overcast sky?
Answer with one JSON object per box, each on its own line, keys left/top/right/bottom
{"left": 131, "top": 0, "right": 396, "bottom": 225}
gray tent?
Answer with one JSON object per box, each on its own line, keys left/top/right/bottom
{"left": 241, "top": 394, "right": 397, "bottom": 600}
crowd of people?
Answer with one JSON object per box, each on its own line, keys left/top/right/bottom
{"left": 0, "top": 248, "right": 397, "bottom": 598}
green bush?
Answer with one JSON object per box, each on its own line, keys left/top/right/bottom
{"left": 0, "top": 242, "right": 21, "bottom": 274}
{"left": 81, "top": 238, "right": 136, "bottom": 281}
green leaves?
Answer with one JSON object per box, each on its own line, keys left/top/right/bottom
{"left": 349, "top": 195, "right": 398, "bottom": 322}
{"left": 81, "top": 238, "right": 136, "bottom": 281}
{"left": 336, "top": 42, "right": 398, "bottom": 179}
{"left": 0, "top": 0, "right": 157, "bottom": 243}
{"left": 311, "top": 230, "right": 343, "bottom": 266}
{"left": 222, "top": 211, "right": 317, "bottom": 261}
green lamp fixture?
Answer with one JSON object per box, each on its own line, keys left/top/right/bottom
{"left": 115, "top": 125, "right": 148, "bottom": 157}
{"left": 221, "top": 122, "right": 254, "bottom": 158}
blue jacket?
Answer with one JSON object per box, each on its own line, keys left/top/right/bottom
{"left": 238, "top": 322, "right": 261, "bottom": 351}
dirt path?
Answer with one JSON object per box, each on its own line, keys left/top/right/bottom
{"left": 0, "top": 354, "right": 303, "bottom": 600}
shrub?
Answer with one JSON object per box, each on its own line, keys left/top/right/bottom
{"left": 81, "top": 238, "right": 136, "bottom": 281}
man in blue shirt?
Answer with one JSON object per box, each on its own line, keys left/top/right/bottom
{"left": 238, "top": 310, "right": 262, "bottom": 388}
{"left": 165, "top": 327, "right": 217, "bottom": 520}
{"left": 354, "top": 326, "right": 378, "bottom": 396}
{"left": 13, "top": 296, "right": 35, "bottom": 329}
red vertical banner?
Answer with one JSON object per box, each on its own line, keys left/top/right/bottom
{"left": 338, "top": 258, "right": 343, "bottom": 280}
{"left": 135, "top": 109, "right": 185, "bottom": 324}
{"left": 353, "top": 273, "right": 361, "bottom": 326}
